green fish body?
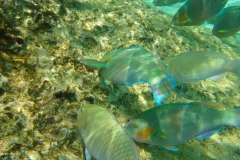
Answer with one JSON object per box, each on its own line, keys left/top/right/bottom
{"left": 77, "top": 104, "right": 139, "bottom": 160}
{"left": 81, "top": 46, "right": 177, "bottom": 105}
{"left": 212, "top": 6, "right": 240, "bottom": 38}
{"left": 165, "top": 51, "right": 240, "bottom": 83}
{"left": 124, "top": 102, "right": 240, "bottom": 151}
{"left": 172, "top": 0, "right": 228, "bottom": 26}
{"left": 153, "top": 0, "right": 186, "bottom": 6}
{"left": 207, "top": 6, "right": 240, "bottom": 25}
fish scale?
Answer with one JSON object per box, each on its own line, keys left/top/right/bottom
{"left": 165, "top": 51, "right": 240, "bottom": 82}
{"left": 77, "top": 104, "right": 139, "bottom": 160}
{"left": 124, "top": 102, "right": 240, "bottom": 151}
{"left": 80, "top": 46, "right": 176, "bottom": 105}
{"left": 212, "top": 6, "right": 240, "bottom": 38}
{"left": 172, "top": 0, "right": 228, "bottom": 26}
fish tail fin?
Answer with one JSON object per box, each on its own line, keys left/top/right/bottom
{"left": 80, "top": 58, "right": 109, "bottom": 70}
{"left": 225, "top": 59, "right": 240, "bottom": 77}
{"left": 150, "top": 73, "right": 177, "bottom": 105}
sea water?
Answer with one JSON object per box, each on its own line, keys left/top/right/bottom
{"left": 145, "top": 0, "right": 240, "bottom": 40}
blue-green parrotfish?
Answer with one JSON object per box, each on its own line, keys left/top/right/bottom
{"left": 165, "top": 51, "right": 240, "bottom": 83}
{"left": 153, "top": 0, "right": 186, "bottom": 6}
{"left": 124, "top": 102, "right": 240, "bottom": 151}
{"left": 77, "top": 104, "right": 140, "bottom": 160}
{"left": 172, "top": 0, "right": 228, "bottom": 26}
{"left": 207, "top": 6, "right": 240, "bottom": 25}
{"left": 80, "top": 46, "right": 177, "bottom": 105}
{"left": 212, "top": 6, "right": 240, "bottom": 38}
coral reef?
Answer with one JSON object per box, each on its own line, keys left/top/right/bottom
{"left": 0, "top": 0, "right": 239, "bottom": 159}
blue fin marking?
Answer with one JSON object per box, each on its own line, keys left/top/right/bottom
{"left": 196, "top": 127, "right": 223, "bottom": 140}
{"left": 152, "top": 73, "right": 177, "bottom": 105}
{"left": 162, "top": 145, "right": 179, "bottom": 152}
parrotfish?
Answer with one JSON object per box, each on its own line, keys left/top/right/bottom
{"left": 153, "top": 0, "right": 186, "bottom": 6}
{"left": 80, "top": 46, "right": 177, "bottom": 105}
{"left": 172, "top": 0, "right": 228, "bottom": 26}
{"left": 212, "top": 6, "right": 240, "bottom": 38}
{"left": 207, "top": 6, "right": 240, "bottom": 25}
{"left": 165, "top": 51, "right": 240, "bottom": 83}
{"left": 77, "top": 104, "right": 139, "bottom": 160}
{"left": 124, "top": 102, "right": 240, "bottom": 151}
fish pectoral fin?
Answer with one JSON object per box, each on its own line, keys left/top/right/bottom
{"left": 208, "top": 73, "right": 226, "bottom": 81}
{"left": 218, "top": 30, "right": 229, "bottom": 33}
{"left": 101, "top": 56, "right": 112, "bottom": 62}
{"left": 80, "top": 58, "right": 109, "bottom": 69}
{"left": 153, "top": 131, "right": 167, "bottom": 139}
{"left": 196, "top": 127, "right": 223, "bottom": 140}
{"left": 181, "top": 17, "right": 191, "bottom": 24}
{"left": 104, "top": 79, "right": 114, "bottom": 91}
{"left": 84, "top": 148, "right": 92, "bottom": 160}
{"left": 161, "top": 144, "right": 179, "bottom": 152}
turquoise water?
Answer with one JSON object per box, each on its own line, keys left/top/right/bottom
{"left": 0, "top": 0, "right": 239, "bottom": 159}
{"left": 145, "top": 0, "right": 240, "bottom": 39}
{"left": 145, "top": 0, "right": 240, "bottom": 15}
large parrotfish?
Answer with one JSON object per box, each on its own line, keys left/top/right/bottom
{"left": 172, "top": 0, "right": 228, "bottom": 26}
{"left": 80, "top": 46, "right": 177, "bottom": 105}
{"left": 165, "top": 51, "right": 240, "bottom": 83}
{"left": 207, "top": 6, "right": 240, "bottom": 25}
{"left": 124, "top": 102, "right": 240, "bottom": 151}
{"left": 77, "top": 104, "right": 140, "bottom": 160}
{"left": 212, "top": 6, "right": 240, "bottom": 38}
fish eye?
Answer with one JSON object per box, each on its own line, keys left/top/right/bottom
{"left": 133, "top": 122, "right": 141, "bottom": 128}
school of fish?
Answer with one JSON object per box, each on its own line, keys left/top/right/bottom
{"left": 77, "top": 0, "right": 240, "bottom": 159}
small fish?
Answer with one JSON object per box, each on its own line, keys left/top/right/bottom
{"left": 212, "top": 6, "right": 240, "bottom": 38}
{"left": 80, "top": 46, "right": 177, "bottom": 105}
{"left": 153, "top": 0, "right": 186, "bottom": 6}
{"left": 124, "top": 102, "right": 240, "bottom": 151}
{"left": 207, "top": 6, "right": 240, "bottom": 25}
{"left": 165, "top": 51, "right": 240, "bottom": 83}
{"left": 77, "top": 104, "right": 139, "bottom": 160}
{"left": 172, "top": 0, "right": 228, "bottom": 26}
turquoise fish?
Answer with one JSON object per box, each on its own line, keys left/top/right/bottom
{"left": 124, "top": 102, "right": 240, "bottom": 151}
{"left": 172, "top": 0, "right": 228, "bottom": 26}
{"left": 153, "top": 0, "right": 186, "bottom": 6}
{"left": 212, "top": 6, "right": 240, "bottom": 38}
{"left": 77, "top": 104, "right": 139, "bottom": 160}
{"left": 165, "top": 51, "right": 240, "bottom": 83}
{"left": 80, "top": 46, "right": 177, "bottom": 105}
{"left": 207, "top": 6, "right": 240, "bottom": 25}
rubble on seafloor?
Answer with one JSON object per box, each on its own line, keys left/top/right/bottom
{"left": 0, "top": 0, "right": 239, "bottom": 159}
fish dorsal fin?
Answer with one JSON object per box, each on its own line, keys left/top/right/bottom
{"left": 80, "top": 58, "right": 109, "bottom": 70}
{"left": 194, "top": 102, "right": 226, "bottom": 110}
